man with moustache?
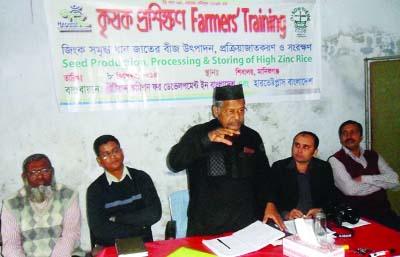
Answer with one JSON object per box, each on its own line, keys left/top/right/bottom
{"left": 1, "top": 154, "right": 85, "bottom": 257}
{"left": 329, "top": 120, "right": 400, "bottom": 230}
{"left": 87, "top": 135, "right": 161, "bottom": 248}
{"left": 167, "top": 84, "right": 270, "bottom": 236}
{"left": 263, "top": 131, "right": 335, "bottom": 229}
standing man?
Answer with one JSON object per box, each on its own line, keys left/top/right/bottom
{"left": 87, "top": 135, "right": 161, "bottom": 247}
{"left": 263, "top": 131, "right": 335, "bottom": 229}
{"left": 167, "top": 84, "right": 270, "bottom": 236}
{"left": 329, "top": 120, "right": 400, "bottom": 230}
{"left": 1, "top": 154, "right": 86, "bottom": 257}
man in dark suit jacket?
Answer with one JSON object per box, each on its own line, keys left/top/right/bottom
{"left": 263, "top": 131, "right": 335, "bottom": 229}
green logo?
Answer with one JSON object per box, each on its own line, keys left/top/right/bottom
{"left": 290, "top": 7, "right": 311, "bottom": 37}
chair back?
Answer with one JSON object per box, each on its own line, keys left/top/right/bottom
{"left": 169, "top": 189, "right": 189, "bottom": 238}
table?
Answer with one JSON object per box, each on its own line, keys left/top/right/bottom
{"left": 96, "top": 220, "right": 400, "bottom": 257}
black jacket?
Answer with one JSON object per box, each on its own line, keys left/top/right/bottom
{"left": 268, "top": 157, "right": 335, "bottom": 214}
{"left": 167, "top": 119, "right": 270, "bottom": 236}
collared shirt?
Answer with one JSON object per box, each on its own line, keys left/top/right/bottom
{"left": 329, "top": 147, "right": 399, "bottom": 196}
{"left": 1, "top": 191, "right": 81, "bottom": 257}
{"left": 105, "top": 166, "right": 132, "bottom": 185}
{"left": 282, "top": 160, "right": 312, "bottom": 217}
{"left": 342, "top": 147, "right": 368, "bottom": 168}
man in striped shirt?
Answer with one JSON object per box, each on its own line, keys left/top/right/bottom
{"left": 1, "top": 153, "right": 85, "bottom": 257}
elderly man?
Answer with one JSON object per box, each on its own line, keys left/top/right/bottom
{"left": 263, "top": 131, "right": 335, "bottom": 229}
{"left": 1, "top": 154, "right": 85, "bottom": 257}
{"left": 167, "top": 84, "right": 270, "bottom": 236}
{"left": 329, "top": 120, "right": 400, "bottom": 230}
{"left": 87, "top": 135, "right": 161, "bottom": 247}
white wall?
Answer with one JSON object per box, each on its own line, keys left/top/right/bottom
{"left": 1, "top": 0, "right": 399, "bottom": 251}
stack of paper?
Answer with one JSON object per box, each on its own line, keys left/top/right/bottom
{"left": 202, "top": 221, "right": 285, "bottom": 257}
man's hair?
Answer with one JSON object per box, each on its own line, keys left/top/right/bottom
{"left": 23, "top": 154, "right": 52, "bottom": 173}
{"left": 293, "top": 131, "right": 319, "bottom": 149}
{"left": 213, "top": 100, "right": 224, "bottom": 108}
{"left": 338, "top": 120, "right": 363, "bottom": 137}
{"left": 93, "top": 135, "right": 120, "bottom": 156}
{"left": 212, "top": 99, "right": 246, "bottom": 108}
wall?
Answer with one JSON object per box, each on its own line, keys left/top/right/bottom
{"left": 0, "top": 0, "right": 399, "bottom": 251}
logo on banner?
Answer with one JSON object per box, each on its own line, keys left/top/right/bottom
{"left": 57, "top": 5, "right": 92, "bottom": 32}
{"left": 290, "top": 7, "right": 311, "bottom": 37}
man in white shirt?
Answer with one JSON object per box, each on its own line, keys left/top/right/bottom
{"left": 329, "top": 120, "right": 400, "bottom": 230}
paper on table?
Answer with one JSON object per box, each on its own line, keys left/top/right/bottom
{"left": 284, "top": 220, "right": 297, "bottom": 235}
{"left": 342, "top": 218, "right": 370, "bottom": 228}
{"left": 202, "top": 221, "right": 285, "bottom": 257}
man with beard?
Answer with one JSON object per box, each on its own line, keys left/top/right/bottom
{"left": 329, "top": 120, "right": 400, "bottom": 230}
{"left": 263, "top": 131, "right": 335, "bottom": 230}
{"left": 167, "top": 84, "right": 270, "bottom": 236}
{"left": 87, "top": 135, "right": 161, "bottom": 248}
{"left": 1, "top": 154, "right": 85, "bottom": 257}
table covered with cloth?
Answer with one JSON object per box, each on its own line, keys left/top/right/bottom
{"left": 95, "top": 219, "right": 400, "bottom": 257}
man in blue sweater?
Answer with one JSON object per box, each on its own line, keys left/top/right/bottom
{"left": 87, "top": 135, "right": 161, "bottom": 248}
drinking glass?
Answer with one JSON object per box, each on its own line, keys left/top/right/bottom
{"left": 313, "top": 212, "right": 327, "bottom": 245}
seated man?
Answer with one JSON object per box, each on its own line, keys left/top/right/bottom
{"left": 1, "top": 153, "right": 85, "bottom": 257}
{"left": 87, "top": 135, "right": 161, "bottom": 247}
{"left": 263, "top": 131, "right": 335, "bottom": 229}
{"left": 329, "top": 120, "right": 400, "bottom": 230}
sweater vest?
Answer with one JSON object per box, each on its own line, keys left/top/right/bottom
{"left": 4, "top": 184, "right": 85, "bottom": 257}
{"left": 333, "top": 149, "right": 391, "bottom": 217}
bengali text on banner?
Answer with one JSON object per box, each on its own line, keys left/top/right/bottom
{"left": 44, "top": 0, "right": 321, "bottom": 112}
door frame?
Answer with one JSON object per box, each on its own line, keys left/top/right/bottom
{"left": 364, "top": 55, "right": 400, "bottom": 149}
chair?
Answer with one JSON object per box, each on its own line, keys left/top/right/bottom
{"left": 165, "top": 189, "right": 189, "bottom": 239}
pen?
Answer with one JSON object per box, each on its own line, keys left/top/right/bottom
{"left": 369, "top": 249, "right": 395, "bottom": 257}
{"left": 217, "top": 238, "right": 231, "bottom": 249}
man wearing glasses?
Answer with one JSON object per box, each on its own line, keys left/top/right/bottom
{"left": 86, "top": 135, "right": 161, "bottom": 249}
{"left": 167, "top": 84, "right": 271, "bottom": 236}
{"left": 1, "top": 154, "right": 86, "bottom": 257}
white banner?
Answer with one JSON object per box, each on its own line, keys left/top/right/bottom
{"left": 44, "top": 0, "right": 321, "bottom": 112}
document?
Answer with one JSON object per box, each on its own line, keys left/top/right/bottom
{"left": 202, "top": 221, "right": 285, "bottom": 257}
{"left": 342, "top": 218, "right": 370, "bottom": 228}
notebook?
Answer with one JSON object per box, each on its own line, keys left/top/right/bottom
{"left": 115, "top": 236, "right": 148, "bottom": 257}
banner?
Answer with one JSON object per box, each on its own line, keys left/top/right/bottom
{"left": 44, "top": 0, "right": 321, "bottom": 112}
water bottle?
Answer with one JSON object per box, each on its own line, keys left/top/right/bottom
{"left": 313, "top": 211, "right": 327, "bottom": 245}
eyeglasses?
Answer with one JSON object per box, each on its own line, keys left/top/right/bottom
{"left": 27, "top": 168, "right": 53, "bottom": 177}
{"left": 99, "top": 147, "right": 122, "bottom": 160}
